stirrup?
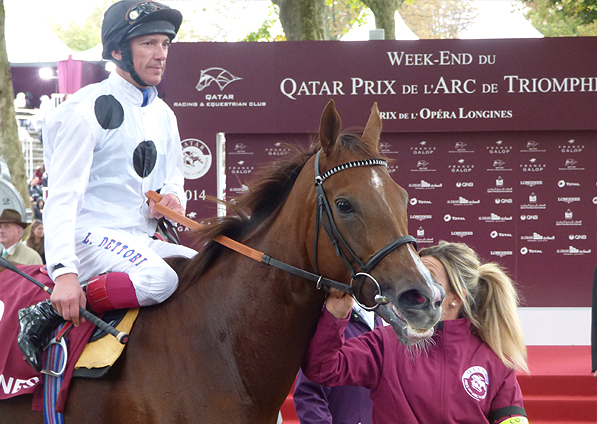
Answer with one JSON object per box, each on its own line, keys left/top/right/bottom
{"left": 40, "top": 335, "right": 68, "bottom": 377}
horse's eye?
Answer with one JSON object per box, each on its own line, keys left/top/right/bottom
{"left": 336, "top": 199, "right": 353, "bottom": 213}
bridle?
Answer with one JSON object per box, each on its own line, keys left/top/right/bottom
{"left": 312, "top": 150, "right": 417, "bottom": 311}
{"left": 146, "top": 150, "right": 417, "bottom": 311}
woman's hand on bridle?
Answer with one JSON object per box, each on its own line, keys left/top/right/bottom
{"left": 325, "top": 288, "right": 354, "bottom": 320}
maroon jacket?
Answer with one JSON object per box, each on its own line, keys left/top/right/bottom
{"left": 302, "top": 310, "right": 526, "bottom": 424}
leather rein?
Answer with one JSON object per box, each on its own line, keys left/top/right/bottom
{"left": 146, "top": 150, "right": 416, "bottom": 311}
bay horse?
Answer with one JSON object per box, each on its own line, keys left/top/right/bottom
{"left": 0, "top": 100, "right": 443, "bottom": 423}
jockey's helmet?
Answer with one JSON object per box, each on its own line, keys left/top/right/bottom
{"left": 101, "top": 1, "right": 182, "bottom": 86}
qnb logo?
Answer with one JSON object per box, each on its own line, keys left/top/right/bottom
{"left": 196, "top": 67, "right": 243, "bottom": 92}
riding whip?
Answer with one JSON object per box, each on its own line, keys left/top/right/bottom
{"left": 0, "top": 257, "right": 129, "bottom": 344}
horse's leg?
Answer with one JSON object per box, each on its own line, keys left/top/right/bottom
{"left": 0, "top": 395, "right": 43, "bottom": 424}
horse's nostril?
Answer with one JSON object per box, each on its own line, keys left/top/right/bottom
{"left": 398, "top": 289, "right": 429, "bottom": 309}
{"left": 434, "top": 300, "right": 442, "bottom": 309}
{"left": 412, "top": 291, "right": 426, "bottom": 304}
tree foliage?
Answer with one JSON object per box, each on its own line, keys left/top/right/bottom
{"left": 49, "top": 2, "right": 109, "bottom": 52}
{"left": 519, "top": 0, "right": 597, "bottom": 36}
{"left": 0, "top": 0, "right": 29, "bottom": 206}
{"left": 360, "top": 0, "right": 402, "bottom": 40}
{"left": 399, "top": 0, "right": 478, "bottom": 39}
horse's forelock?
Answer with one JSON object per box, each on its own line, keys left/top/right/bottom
{"left": 332, "top": 131, "right": 385, "bottom": 161}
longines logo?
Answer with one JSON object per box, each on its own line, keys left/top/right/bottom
{"left": 451, "top": 231, "right": 473, "bottom": 238}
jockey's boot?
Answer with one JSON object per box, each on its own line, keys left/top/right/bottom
{"left": 17, "top": 272, "right": 140, "bottom": 373}
{"left": 17, "top": 300, "right": 65, "bottom": 372}
{"left": 85, "top": 272, "right": 141, "bottom": 313}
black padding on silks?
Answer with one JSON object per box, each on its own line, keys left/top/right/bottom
{"left": 133, "top": 140, "right": 157, "bottom": 178}
{"left": 94, "top": 95, "right": 124, "bottom": 129}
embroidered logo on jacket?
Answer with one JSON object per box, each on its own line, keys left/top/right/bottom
{"left": 462, "top": 366, "right": 489, "bottom": 401}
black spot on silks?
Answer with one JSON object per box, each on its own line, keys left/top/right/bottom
{"left": 94, "top": 95, "right": 124, "bottom": 130}
{"left": 133, "top": 140, "right": 157, "bottom": 178}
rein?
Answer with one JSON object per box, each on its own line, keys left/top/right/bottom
{"left": 147, "top": 151, "right": 416, "bottom": 310}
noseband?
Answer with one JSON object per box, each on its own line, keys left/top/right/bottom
{"left": 313, "top": 150, "right": 417, "bottom": 311}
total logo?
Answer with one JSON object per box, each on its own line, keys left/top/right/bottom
{"left": 520, "top": 247, "right": 542, "bottom": 255}
{"left": 558, "top": 180, "right": 580, "bottom": 188}
{"left": 490, "top": 230, "right": 512, "bottom": 238}
{"left": 444, "top": 214, "right": 466, "bottom": 222}
{"left": 409, "top": 198, "right": 432, "bottom": 205}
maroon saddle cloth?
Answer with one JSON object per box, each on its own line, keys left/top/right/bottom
{"left": 0, "top": 265, "right": 95, "bottom": 412}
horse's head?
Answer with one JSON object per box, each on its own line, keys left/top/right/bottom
{"left": 312, "top": 100, "right": 444, "bottom": 345}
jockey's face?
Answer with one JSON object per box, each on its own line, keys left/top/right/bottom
{"left": 0, "top": 223, "right": 24, "bottom": 248}
{"left": 112, "top": 33, "right": 171, "bottom": 88}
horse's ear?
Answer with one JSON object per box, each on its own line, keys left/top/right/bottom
{"left": 361, "top": 103, "right": 382, "bottom": 150}
{"left": 319, "top": 100, "right": 342, "bottom": 155}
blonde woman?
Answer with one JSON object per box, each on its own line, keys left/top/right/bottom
{"left": 302, "top": 241, "right": 529, "bottom": 424}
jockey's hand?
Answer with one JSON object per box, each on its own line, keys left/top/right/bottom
{"left": 325, "top": 288, "right": 354, "bottom": 320}
{"left": 50, "top": 273, "right": 86, "bottom": 326}
{"left": 149, "top": 193, "right": 185, "bottom": 220}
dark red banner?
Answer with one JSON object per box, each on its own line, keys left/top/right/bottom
{"left": 165, "top": 38, "right": 597, "bottom": 308}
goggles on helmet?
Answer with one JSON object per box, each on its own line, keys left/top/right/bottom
{"left": 125, "top": 2, "right": 168, "bottom": 24}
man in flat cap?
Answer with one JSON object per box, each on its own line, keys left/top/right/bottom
{"left": 0, "top": 209, "right": 42, "bottom": 266}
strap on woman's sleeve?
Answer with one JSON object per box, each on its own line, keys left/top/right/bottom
{"left": 489, "top": 406, "right": 528, "bottom": 423}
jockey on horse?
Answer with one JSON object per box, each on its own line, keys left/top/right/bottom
{"left": 17, "top": 1, "right": 196, "bottom": 373}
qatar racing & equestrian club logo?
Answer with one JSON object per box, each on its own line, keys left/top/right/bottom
{"left": 181, "top": 139, "right": 212, "bottom": 180}
{"left": 461, "top": 366, "right": 489, "bottom": 401}
{"left": 195, "top": 67, "right": 242, "bottom": 92}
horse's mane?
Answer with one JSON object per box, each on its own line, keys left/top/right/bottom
{"left": 175, "top": 132, "right": 384, "bottom": 284}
